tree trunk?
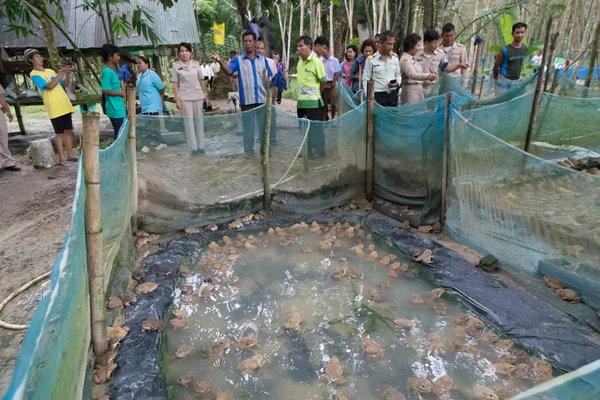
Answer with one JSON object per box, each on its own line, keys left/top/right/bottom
{"left": 317, "top": 2, "right": 323, "bottom": 35}
{"left": 39, "top": 12, "right": 61, "bottom": 70}
{"left": 435, "top": 0, "right": 446, "bottom": 30}
{"left": 277, "top": 2, "right": 287, "bottom": 65}
{"left": 300, "top": 0, "right": 305, "bottom": 35}
{"left": 254, "top": 0, "right": 262, "bottom": 18}
{"left": 287, "top": 3, "right": 293, "bottom": 69}
{"left": 585, "top": 17, "right": 600, "bottom": 88}
{"left": 344, "top": 0, "right": 354, "bottom": 40}
{"left": 407, "top": 0, "right": 414, "bottom": 35}
{"left": 330, "top": 3, "right": 334, "bottom": 53}
{"left": 235, "top": 0, "right": 250, "bottom": 30}
{"left": 423, "top": 0, "right": 434, "bottom": 31}
{"left": 309, "top": 0, "right": 315, "bottom": 38}
{"left": 372, "top": 0, "right": 378, "bottom": 35}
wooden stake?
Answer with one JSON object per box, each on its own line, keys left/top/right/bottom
{"left": 365, "top": 80, "right": 375, "bottom": 201}
{"left": 262, "top": 71, "right": 272, "bottom": 211}
{"left": 543, "top": 32, "right": 559, "bottom": 92}
{"left": 584, "top": 18, "right": 600, "bottom": 91}
{"left": 440, "top": 92, "right": 450, "bottom": 225}
{"left": 127, "top": 86, "right": 138, "bottom": 230}
{"left": 82, "top": 111, "right": 108, "bottom": 357}
{"left": 471, "top": 40, "right": 483, "bottom": 94}
{"left": 525, "top": 16, "right": 552, "bottom": 154}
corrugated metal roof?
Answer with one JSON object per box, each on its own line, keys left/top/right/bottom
{"left": 0, "top": 0, "right": 199, "bottom": 50}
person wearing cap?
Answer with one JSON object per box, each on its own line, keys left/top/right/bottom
{"left": 101, "top": 44, "right": 126, "bottom": 139}
{"left": 0, "top": 83, "right": 20, "bottom": 172}
{"left": 26, "top": 48, "right": 77, "bottom": 165}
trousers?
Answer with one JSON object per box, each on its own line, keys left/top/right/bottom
{"left": 374, "top": 89, "right": 399, "bottom": 107}
{"left": 240, "top": 103, "right": 276, "bottom": 153}
{"left": 297, "top": 107, "right": 325, "bottom": 158}
{"left": 400, "top": 83, "right": 424, "bottom": 105}
{"left": 0, "top": 112, "right": 16, "bottom": 168}
{"left": 181, "top": 100, "right": 205, "bottom": 151}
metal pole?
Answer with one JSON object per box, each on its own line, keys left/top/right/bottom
{"left": 82, "top": 112, "right": 108, "bottom": 357}
{"left": 126, "top": 87, "right": 138, "bottom": 230}
{"left": 365, "top": 80, "right": 375, "bottom": 201}
{"left": 525, "top": 16, "right": 553, "bottom": 153}
{"left": 471, "top": 40, "right": 483, "bottom": 94}
{"left": 262, "top": 72, "right": 273, "bottom": 211}
{"left": 440, "top": 92, "right": 451, "bottom": 225}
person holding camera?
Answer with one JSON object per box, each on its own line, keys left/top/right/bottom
{"left": 26, "top": 48, "right": 77, "bottom": 165}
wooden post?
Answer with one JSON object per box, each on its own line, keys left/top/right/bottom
{"left": 365, "top": 80, "right": 375, "bottom": 201}
{"left": 303, "top": 124, "right": 309, "bottom": 174}
{"left": 127, "top": 87, "right": 138, "bottom": 230}
{"left": 82, "top": 112, "right": 108, "bottom": 357}
{"left": 525, "top": 16, "right": 552, "bottom": 154}
{"left": 478, "top": 74, "right": 486, "bottom": 98}
{"left": 471, "top": 40, "right": 483, "bottom": 94}
{"left": 440, "top": 92, "right": 451, "bottom": 225}
{"left": 543, "top": 33, "right": 559, "bottom": 92}
{"left": 584, "top": 18, "right": 600, "bottom": 92}
{"left": 262, "top": 72, "right": 273, "bottom": 211}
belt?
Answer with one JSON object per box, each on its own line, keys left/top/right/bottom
{"left": 403, "top": 82, "right": 421, "bottom": 85}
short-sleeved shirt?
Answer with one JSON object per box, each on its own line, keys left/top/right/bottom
{"left": 171, "top": 60, "right": 205, "bottom": 101}
{"left": 442, "top": 42, "right": 468, "bottom": 79}
{"left": 400, "top": 53, "right": 430, "bottom": 84}
{"left": 201, "top": 65, "right": 212, "bottom": 78}
{"left": 266, "top": 57, "right": 277, "bottom": 81}
{"left": 362, "top": 52, "right": 402, "bottom": 93}
{"left": 101, "top": 66, "right": 125, "bottom": 118}
{"left": 296, "top": 52, "right": 326, "bottom": 109}
{"left": 321, "top": 55, "right": 340, "bottom": 82}
{"left": 415, "top": 49, "right": 447, "bottom": 84}
{"left": 30, "top": 69, "right": 75, "bottom": 119}
{"left": 227, "top": 52, "right": 272, "bottom": 106}
{"left": 136, "top": 69, "right": 165, "bottom": 113}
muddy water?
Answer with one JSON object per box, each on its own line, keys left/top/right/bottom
{"left": 166, "top": 223, "right": 548, "bottom": 400}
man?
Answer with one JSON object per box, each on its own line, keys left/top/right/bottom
{"left": 362, "top": 31, "right": 402, "bottom": 107}
{"left": 201, "top": 61, "right": 213, "bottom": 91}
{"left": 101, "top": 44, "right": 126, "bottom": 139}
{"left": 0, "top": 83, "right": 20, "bottom": 172}
{"left": 441, "top": 24, "right": 469, "bottom": 83}
{"left": 136, "top": 56, "right": 167, "bottom": 152}
{"left": 296, "top": 35, "right": 327, "bottom": 158}
{"left": 212, "top": 31, "right": 272, "bottom": 154}
{"left": 493, "top": 22, "right": 528, "bottom": 93}
{"left": 210, "top": 60, "right": 221, "bottom": 90}
{"left": 256, "top": 40, "right": 278, "bottom": 145}
{"left": 531, "top": 50, "right": 542, "bottom": 74}
{"left": 27, "top": 48, "right": 77, "bottom": 164}
{"left": 373, "top": 33, "right": 381, "bottom": 53}
{"left": 229, "top": 50, "right": 239, "bottom": 92}
{"left": 314, "top": 36, "right": 339, "bottom": 120}
{"left": 416, "top": 30, "right": 469, "bottom": 97}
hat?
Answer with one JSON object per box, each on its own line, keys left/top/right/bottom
{"left": 24, "top": 48, "right": 42, "bottom": 62}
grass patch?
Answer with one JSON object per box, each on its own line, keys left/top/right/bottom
{"left": 282, "top": 76, "right": 298, "bottom": 100}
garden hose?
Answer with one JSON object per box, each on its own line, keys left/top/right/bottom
{"left": 0, "top": 271, "right": 51, "bottom": 330}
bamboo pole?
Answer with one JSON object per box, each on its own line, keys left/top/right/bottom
{"left": 440, "top": 92, "right": 450, "bottom": 225}
{"left": 82, "top": 112, "right": 108, "bottom": 357}
{"left": 525, "top": 16, "right": 552, "bottom": 154}
{"left": 127, "top": 87, "right": 138, "bottom": 231}
{"left": 471, "top": 40, "right": 483, "bottom": 94}
{"left": 262, "top": 71, "right": 273, "bottom": 211}
{"left": 365, "top": 80, "right": 375, "bottom": 201}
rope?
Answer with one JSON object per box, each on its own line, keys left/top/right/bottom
{"left": 0, "top": 271, "right": 51, "bottom": 330}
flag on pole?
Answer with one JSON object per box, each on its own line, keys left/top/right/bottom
{"left": 214, "top": 22, "right": 225, "bottom": 45}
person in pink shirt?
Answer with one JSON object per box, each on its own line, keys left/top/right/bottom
{"left": 341, "top": 44, "right": 358, "bottom": 88}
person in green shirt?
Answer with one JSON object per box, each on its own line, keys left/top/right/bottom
{"left": 101, "top": 44, "right": 126, "bottom": 138}
{"left": 296, "top": 35, "right": 326, "bottom": 158}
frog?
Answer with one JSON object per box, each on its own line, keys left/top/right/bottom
{"left": 237, "top": 354, "right": 265, "bottom": 373}
{"left": 234, "top": 337, "right": 258, "bottom": 349}
{"left": 106, "top": 296, "right": 123, "bottom": 309}
{"left": 532, "top": 359, "right": 552, "bottom": 376}
{"left": 428, "top": 334, "right": 444, "bottom": 350}
{"left": 382, "top": 385, "right": 406, "bottom": 400}
{"left": 135, "top": 282, "right": 158, "bottom": 294}
{"left": 367, "top": 251, "right": 379, "bottom": 261}
{"left": 454, "top": 326, "right": 468, "bottom": 339}
{"left": 335, "top": 394, "right": 349, "bottom": 400}
{"left": 418, "top": 225, "right": 433, "bottom": 233}
{"left": 331, "top": 266, "right": 348, "bottom": 280}
{"left": 389, "top": 262, "right": 408, "bottom": 272}
{"left": 95, "top": 350, "right": 118, "bottom": 368}
{"left": 344, "top": 226, "right": 355, "bottom": 237}
{"left": 556, "top": 288, "right": 582, "bottom": 303}
{"left": 177, "top": 375, "right": 192, "bottom": 386}
{"left": 471, "top": 386, "right": 498, "bottom": 400}
{"left": 324, "top": 356, "right": 346, "bottom": 384}
{"left": 245, "top": 242, "right": 258, "bottom": 251}
{"left": 301, "top": 247, "right": 312, "bottom": 253}
{"left": 226, "top": 275, "right": 239, "bottom": 284}
{"left": 240, "top": 213, "right": 254, "bottom": 223}
{"left": 206, "top": 223, "right": 218, "bottom": 231}
{"left": 498, "top": 354, "right": 517, "bottom": 364}
{"left": 216, "top": 393, "right": 234, "bottom": 400}
{"left": 411, "top": 294, "right": 424, "bottom": 305}
{"left": 429, "top": 288, "right": 445, "bottom": 299}
{"left": 463, "top": 345, "right": 480, "bottom": 356}
{"left": 141, "top": 317, "right": 162, "bottom": 332}
{"left": 404, "top": 270, "right": 418, "bottom": 279}
{"left": 367, "top": 244, "right": 375, "bottom": 252}
{"left": 229, "top": 220, "right": 244, "bottom": 229}
{"left": 122, "top": 291, "right": 137, "bottom": 307}
{"left": 393, "top": 318, "right": 414, "bottom": 329}
{"left": 432, "top": 375, "right": 453, "bottom": 396}
{"left": 179, "top": 284, "right": 194, "bottom": 294}
{"left": 134, "top": 236, "right": 149, "bottom": 248}
{"left": 477, "top": 254, "right": 499, "bottom": 272}
{"left": 387, "top": 269, "right": 398, "bottom": 278}
{"left": 284, "top": 312, "right": 302, "bottom": 330}
{"left": 184, "top": 226, "right": 201, "bottom": 234}
{"left": 407, "top": 377, "right": 432, "bottom": 393}
{"left": 333, "top": 240, "right": 344, "bottom": 248}
{"left": 348, "top": 268, "right": 363, "bottom": 280}
{"left": 107, "top": 326, "right": 129, "bottom": 344}
{"left": 453, "top": 314, "right": 470, "bottom": 325}
{"left": 380, "top": 280, "right": 391, "bottom": 288}
{"left": 193, "top": 381, "right": 213, "bottom": 396}
{"left": 215, "top": 337, "right": 230, "bottom": 349}
{"left": 378, "top": 255, "right": 391, "bottom": 266}
{"left": 350, "top": 244, "right": 364, "bottom": 254}
{"left": 495, "top": 339, "right": 513, "bottom": 350}
{"left": 176, "top": 345, "right": 193, "bottom": 358}
{"left": 543, "top": 276, "right": 564, "bottom": 291}
{"left": 170, "top": 318, "right": 187, "bottom": 329}
{"left": 434, "top": 303, "right": 447, "bottom": 315}
{"left": 515, "top": 363, "right": 530, "bottom": 375}
{"left": 181, "top": 295, "right": 197, "bottom": 304}
{"left": 177, "top": 267, "right": 191, "bottom": 277}
{"left": 480, "top": 333, "right": 499, "bottom": 343}
{"left": 494, "top": 363, "right": 516, "bottom": 375}
{"left": 369, "top": 289, "right": 383, "bottom": 303}
{"left": 275, "top": 227, "right": 287, "bottom": 236}
{"left": 172, "top": 309, "right": 187, "bottom": 319}
{"left": 465, "top": 317, "right": 485, "bottom": 329}
{"left": 319, "top": 241, "right": 332, "bottom": 250}
{"left": 200, "top": 283, "right": 215, "bottom": 298}
{"left": 416, "top": 249, "right": 433, "bottom": 264}
{"left": 362, "top": 338, "right": 383, "bottom": 357}
{"left": 132, "top": 268, "right": 145, "bottom": 281}
{"left": 93, "top": 362, "right": 117, "bottom": 384}
{"left": 138, "top": 249, "right": 151, "bottom": 260}
{"left": 156, "top": 268, "right": 172, "bottom": 278}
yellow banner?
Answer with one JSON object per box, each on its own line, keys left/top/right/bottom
{"left": 214, "top": 22, "right": 225, "bottom": 45}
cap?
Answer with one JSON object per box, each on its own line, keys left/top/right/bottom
{"left": 24, "top": 48, "right": 42, "bottom": 62}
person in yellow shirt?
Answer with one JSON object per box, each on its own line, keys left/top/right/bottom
{"left": 26, "top": 48, "right": 77, "bottom": 165}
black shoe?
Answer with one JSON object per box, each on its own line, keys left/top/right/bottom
{"left": 5, "top": 165, "right": 21, "bottom": 171}
{"left": 197, "top": 149, "right": 206, "bottom": 155}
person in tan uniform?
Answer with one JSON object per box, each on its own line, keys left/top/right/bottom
{"left": 416, "top": 30, "right": 470, "bottom": 97}
{"left": 441, "top": 23, "right": 469, "bottom": 83}
{"left": 0, "top": 84, "right": 20, "bottom": 172}
{"left": 400, "top": 34, "right": 436, "bottom": 105}
{"left": 172, "top": 42, "right": 209, "bottom": 155}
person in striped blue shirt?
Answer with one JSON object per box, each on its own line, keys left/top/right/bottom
{"left": 212, "top": 30, "right": 273, "bottom": 154}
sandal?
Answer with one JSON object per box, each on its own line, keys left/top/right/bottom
{"left": 67, "top": 156, "right": 79, "bottom": 161}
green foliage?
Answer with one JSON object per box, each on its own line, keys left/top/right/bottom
{"left": 500, "top": 9, "right": 518, "bottom": 46}
{"left": 198, "top": 29, "right": 239, "bottom": 61}
{"left": 346, "top": 37, "right": 360, "bottom": 48}
{"left": 282, "top": 75, "right": 298, "bottom": 100}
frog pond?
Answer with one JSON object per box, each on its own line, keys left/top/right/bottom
{"left": 163, "top": 221, "right": 555, "bottom": 400}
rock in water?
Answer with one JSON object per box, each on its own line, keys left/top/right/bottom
{"left": 29, "top": 139, "right": 56, "bottom": 168}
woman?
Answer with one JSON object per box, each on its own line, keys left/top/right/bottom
{"left": 171, "top": 42, "right": 209, "bottom": 155}
{"left": 136, "top": 56, "right": 167, "bottom": 152}
{"left": 272, "top": 54, "right": 287, "bottom": 104}
{"left": 350, "top": 39, "right": 375, "bottom": 92}
{"left": 399, "top": 33, "right": 436, "bottom": 105}
{"left": 341, "top": 45, "right": 357, "bottom": 88}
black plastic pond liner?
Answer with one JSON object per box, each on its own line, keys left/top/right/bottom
{"left": 108, "top": 211, "right": 600, "bottom": 399}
